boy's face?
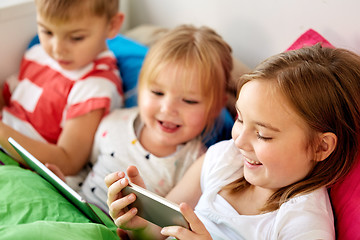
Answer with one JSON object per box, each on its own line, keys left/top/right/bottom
{"left": 37, "top": 13, "right": 113, "bottom": 70}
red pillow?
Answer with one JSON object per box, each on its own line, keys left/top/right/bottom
{"left": 287, "top": 29, "right": 360, "bottom": 240}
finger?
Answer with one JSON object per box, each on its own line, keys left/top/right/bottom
{"left": 161, "top": 225, "right": 191, "bottom": 240}
{"left": 114, "top": 207, "right": 138, "bottom": 228}
{"left": 107, "top": 177, "right": 128, "bottom": 208}
{"left": 180, "top": 203, "right": 207, "bottom": 234}
{"left": 109, "top": 192, "right": 136, "bottom": 219}
{"left": 127, "top": 166, "right": 146, "bottom": 188}
{"left": 105, "top": 171, "right": 125, "bottom": 188}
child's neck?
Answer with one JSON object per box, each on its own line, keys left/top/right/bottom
{"left": 220, "top": 185, "right": 275, "bottom": 215}
{"left": 139, "top": 126, "right": 177, "bottom": 157}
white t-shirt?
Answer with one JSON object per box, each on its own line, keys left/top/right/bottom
{"left": 81, "top": 107, "right": 205, "bottom": 212}
{"left": 195, "top": 140, "right": 335, "bottom": 240}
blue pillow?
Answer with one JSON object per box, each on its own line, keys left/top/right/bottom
{"left": 27, "top": 35, "right": 232, "bottom": 146}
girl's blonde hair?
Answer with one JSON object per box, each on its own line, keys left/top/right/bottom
{"left": 228, "top": 44, "right": 360, "bottom": 212}
{"left": 34, "top": 0, "right": 119, "bottom": 22}
{"left": 138, "top": 24, "right": 233, "bottom": 135}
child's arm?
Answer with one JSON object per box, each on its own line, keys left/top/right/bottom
{"left": 0, "top": 108, "right": 104, "bottom": 175}
{"left": 166, "top": 154, "right": 204, "bottom": 208}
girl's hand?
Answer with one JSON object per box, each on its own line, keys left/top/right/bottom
{"left": 160, "top": 203, "right": 212, "bottom": 240}
{"left": 105, "top": 167, "right": 149, "bottom": 231}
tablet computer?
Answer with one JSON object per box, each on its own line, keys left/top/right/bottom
{"left": 123, "top": 183, "right": 189, "bottom": 229}
{"left": 8, "top": 137, "right": 115, "bottom": 228}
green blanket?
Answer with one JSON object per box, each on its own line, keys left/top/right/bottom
{"left": 0, "top": 158, "right": 120, "bottom": 240}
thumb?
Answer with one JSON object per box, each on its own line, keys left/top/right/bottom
{"left": 127, "top": 165, "right": 146, "bottom": 188}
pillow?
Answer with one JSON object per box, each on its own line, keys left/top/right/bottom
{"left": 286, "top": 28, "right": 334, "bottom": 51}
{"left": 287, "top": 28, "right": 360, "bottom": 240}
{"left": 330, "top": 157, "right": 360, "bottom": 239}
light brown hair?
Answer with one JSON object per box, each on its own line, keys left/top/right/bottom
{"left": 34, "top": 0, "right": 119, "bottom": 22}
{"left": 228, "top": 44, "right": 360, "bottom": 212}
{"left": 138, "top": 24, "right": 233, "bottom": 136}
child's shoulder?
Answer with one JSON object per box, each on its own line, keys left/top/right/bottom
{"left": 100, "top": 107, "right": 139, "bottom": 126}
{"left": 275, "top": 187, "right": 334, "bottom": 238}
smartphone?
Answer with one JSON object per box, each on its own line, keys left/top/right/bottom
{"left": 122, "top": 184, "right": 189, "bottom": 229}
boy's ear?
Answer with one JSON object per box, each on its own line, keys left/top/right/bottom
{"left": 107, "top": 12, "right": 125, "bottom": 39}
{"left": 315, "top": 132, "right": 337, "bottom": 162}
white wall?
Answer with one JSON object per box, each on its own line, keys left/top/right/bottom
{"left": 127, "top": 0, "right": 360, "bottom": 69}
{"left": 0, "top": 0, "right": 37, "bottom": 80}
{"left": 1, "top": 0, "right": 359, "bottom": 79}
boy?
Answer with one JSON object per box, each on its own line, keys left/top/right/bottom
{"left": 0, "top": 0, "right": 124, "bottom": 175}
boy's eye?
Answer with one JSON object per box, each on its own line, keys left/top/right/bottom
{"left": 151, "top": 90, "right": 163, "bottom": 96}
{"left": 71, "top": 36, "right": 85, "bottom": 41}
{"left": 41, "top": 30, "right": 53, "bottom": 36}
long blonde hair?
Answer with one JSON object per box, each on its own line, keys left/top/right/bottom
{"left": 228, "top": 44, "right": 360, "bottom": 212}
{"left": 138, "top": 24, "right": 233, "bottom": 135}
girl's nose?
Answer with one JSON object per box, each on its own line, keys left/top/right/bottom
{"left": 160, "top": 97, "right": 178, "bottom": 115}
{"left": 232, "top": 124, "right": 252, "bottom": 152}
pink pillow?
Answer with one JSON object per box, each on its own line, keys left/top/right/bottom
{"left": 330, "top": 155, "right": 360, "bottom": 239}
{"left": 286, "top": 28, "right": 334, "bottom": 51}
{"left": 287, "top": 29, "right": 360, "bottom": 239}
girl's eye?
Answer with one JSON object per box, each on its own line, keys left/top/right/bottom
{"left": 256, "top": 132, "right": 272, "bottom": 141}
{"left": 151, "top": 90, "right": 163, "bottom": 96}
{"left": 183, "top": 99, "right": 199, "bottom": 104}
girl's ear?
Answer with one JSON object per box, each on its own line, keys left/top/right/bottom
{"left": 315, "top": 132, "right": 337, "bottom": 162}
{"left": 107, "top": 12, "right": 125, "bottom": 39}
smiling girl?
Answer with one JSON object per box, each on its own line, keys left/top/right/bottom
{"left": 106, "top": 44, "right": 360, "bottom": 239}
{"left": 81, "top": 25, "right": 233, "bottom": 212}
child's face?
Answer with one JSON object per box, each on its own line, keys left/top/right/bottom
{"left": 36, "top": 13, "right": 112, "bottom": 70}
{"left": 138, "top": 65, "right": 208, "bottom": 149}
{"left": 232, "top": 79, "right": 315, "bottom": 192}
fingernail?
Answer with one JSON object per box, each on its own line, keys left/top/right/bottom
{"left": 128, "top": 194, "right": 135, "bottom": 201}
{"left": 131, "top": 208, "right": 137, "bottom": 214}
{"left": 120, "top": 178, "right": 126, "bottom": 185}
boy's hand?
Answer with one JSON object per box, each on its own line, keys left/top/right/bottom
{"left": 45, "top": 163, "right": 66, "bottom": 182}
{"left": 160, "top": 203, "right": 212, "bottom": 240}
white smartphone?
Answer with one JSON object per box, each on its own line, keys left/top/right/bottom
{"left": 123, "top": 184, "right": 189, "bottom": 229}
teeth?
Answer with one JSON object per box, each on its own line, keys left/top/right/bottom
{"left": 245, "top": 157, "right": 261, "bottom": 165}
{"left": 161, "top": 121, "right": 179, "bottom": 129}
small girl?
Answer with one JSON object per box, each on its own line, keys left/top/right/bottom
{"left": 106, "top": 44, "right": 360, "bottom": 239}
{"left": 81, "top": 25, "right": 233, "bottom": 212}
